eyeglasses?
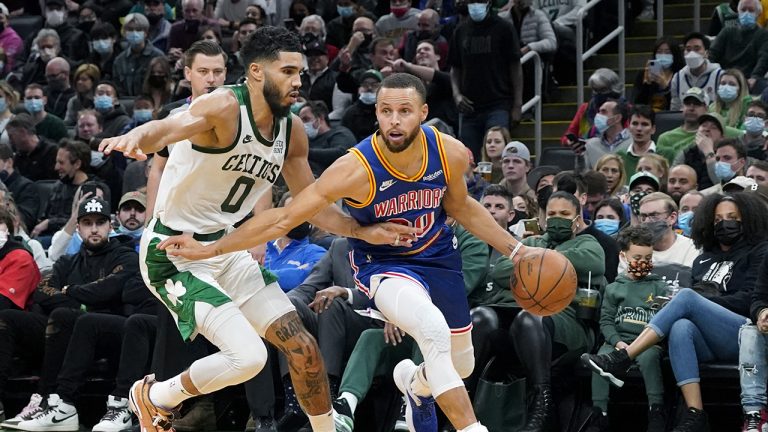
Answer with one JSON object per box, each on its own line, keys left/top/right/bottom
{"left": 638, "top": 211, "right": 669, "bottom": 222}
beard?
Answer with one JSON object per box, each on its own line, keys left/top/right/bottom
{"left": 263, "top": 74, "right": 292, "bottom": 118}
{"left": 121, "top": 218, "right": 142, "bottom": 230}
{"left": 379, "top": 126, "right": 421, "bottom": 153}
{"left": 84, "top": 234, "right": 109, "bottom": 251}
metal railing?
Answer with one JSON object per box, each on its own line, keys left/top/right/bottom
{"left": 657, "top": 0, "right": 702, "bottom": 38}
{"left": 576, "top": 0, "right": 626, "bottom": 107}
{"left": 520, "top": 50, "right": 543, "bottom": 164}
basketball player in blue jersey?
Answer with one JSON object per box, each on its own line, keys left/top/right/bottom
{"left": 158, "top": 73, "right": 536, "bottom": 432}
{"left": 99, "top": 27, "right": 415, "bottom": 432}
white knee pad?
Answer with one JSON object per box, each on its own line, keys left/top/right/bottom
{"left": 451, "top": 331, "right": 475, "bottom": 379}
{"left": 411, "top": 304, "right": 464, "bottom": 397}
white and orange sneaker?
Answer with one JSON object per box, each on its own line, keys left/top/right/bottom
{"left": 128, "top": 375, "right": 179, "bottom": 432}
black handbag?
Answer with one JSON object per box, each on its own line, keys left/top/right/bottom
{"left": 473, "top": 357, "right": 527, "bottom": 431}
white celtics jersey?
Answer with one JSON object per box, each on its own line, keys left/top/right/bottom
{"left": 154, "top": 84, "right": 291, "bottom": 234}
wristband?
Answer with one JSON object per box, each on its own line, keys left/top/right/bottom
{"left": 509, "top": 242, "right": 523, "bottom": 261}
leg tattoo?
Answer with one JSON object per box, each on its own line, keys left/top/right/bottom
{"left": 265, "top": 312, "right": 331, "bottom": 415}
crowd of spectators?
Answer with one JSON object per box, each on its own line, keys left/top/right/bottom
{"left": 5, "top": 0, "right": 768, "bottom": 432}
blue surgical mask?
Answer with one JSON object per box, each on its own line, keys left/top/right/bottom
{"left": 467, "top": 3, "right": 488, "bottom": 22}
{"left": 744, "top": 116, "right": 765, "bottom": 134}
{"left": 359, "top": 92, "right": 376, "bottom": 105}
{"left": 94, "top": 95, "right": 113, "bottom": 112}
{"left": 717, "top": 84, "right": 738, "bottom": 102}
{"left": 655, "top": 53, "right": 674, "bottom": 69}
{"left": 24, "top": 98, "right": 44, "bottom": 113}
{"left": 133, "top": 109, "right": 153, "bottom": 123}
{"left": 303, "top": 121, "right": 319, "bottom": 139}
{"left": 593, "top": 113, "right": 610, "bottom": 133}
{"left": 0, "top": 97, "right": 8, "bottom": 113}
{"left": 291, "top": 102, "right": 304, "bottom": 114}
{"left": 92, "top": 39, "right": 112, "bottom": 55}
{"left": 677, "top": 211, "right": 694, "bottom": 237}
{"left": 715, "top": 161, "right": 736, "bottom": 181}
{"left": 594, "top": 218, "right": 620, "bottom": 236}
{"left": 125, "top": 30, "right": 145, "bottom": 47}
{"left": 337, "top": 5, "right": 355, "bottom": 17}
{"left": 739, "top": 11, "right": 757, "bottom": 28}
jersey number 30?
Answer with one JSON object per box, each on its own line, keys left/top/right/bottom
{"left": 221, "top": 176, "right": 256, "bottom": 213}
{"left": 387, "top": 212, "right": 435, "bottom": 239}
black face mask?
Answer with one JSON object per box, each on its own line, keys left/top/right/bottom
{"left": 286, "top": 222, "right": 312, "bottom": 240}
{"left": 148, "top": 75, "right": 166, "bottom": 87}
{"left": 77, "top": 20, "right": 95, "bottom": 33}
{"left": 147, "top": 12, "right": 163, "bottom": 25}
{"left": 714, "top": 219, "right": 743, "bottom": 246}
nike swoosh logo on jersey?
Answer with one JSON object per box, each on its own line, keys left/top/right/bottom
{"left": 51, "top": 413, "right": 76, "bottom": 423}
{"left": 699, "top": 258, "right": 712, "bottom": 264}
{"left": 242, "top": 134, "right": 254, "bottom": 143}
{"left": 379, "top": 180, "right": 396, "bottom": 191}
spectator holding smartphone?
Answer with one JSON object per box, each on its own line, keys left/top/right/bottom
{"left": 633, "top": 38, "right": 684, "bottom": 112}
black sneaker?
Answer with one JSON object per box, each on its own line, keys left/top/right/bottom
{"left": 581, "top": 349, "right": 633, "bottom": 387}
{"left": 275, "top": 410, "right": 308, "bottom": 432}
{"left": 647, "top": 404, "right": 665, "bottom": 432}
{"left": 672, "top": 407, "right": 709, "bottom": 432}
{"left": 584, "top": 407, "right": 609, "bottom": 432}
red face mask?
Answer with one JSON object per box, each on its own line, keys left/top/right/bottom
{"left": 391, "top": 6, "right": 409, "bottom": 17}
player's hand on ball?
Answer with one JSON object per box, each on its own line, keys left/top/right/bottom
{"left": 99, "top": 134, "right": 147, "bottom": 160}
{"left": 356, "top": 222, "right": 420, "bottom": 247}
{"left": 158, "top": 234, "right": 214, "bottom": 259}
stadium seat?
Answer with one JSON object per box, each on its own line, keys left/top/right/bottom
{"left": 118, "top": 98, "right": 135, "bottom": 117}
{"left": 652, "top": 111, "right": 684, "bottom": 141}
{"left": 9, "top": 15, "right": 44, "bottom": 42}
{"left": 34, "top": 179, "right": 58, "bottom": 220}
{"left": 538, "top": 147, "right": 576, "bottom": 170}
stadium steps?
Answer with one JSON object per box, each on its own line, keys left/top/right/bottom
{"left": 521, "top": 1, "right": 717, "bottom": 161}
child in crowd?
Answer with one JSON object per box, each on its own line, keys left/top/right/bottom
{"left": 586, "top": 225, "right": 669, "bottom": 432}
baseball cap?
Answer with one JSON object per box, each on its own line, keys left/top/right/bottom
{"left": 502, "top": 141, "right": 531, "bottom": 162}
{"left": 78, "top": 197, "right": 111, "bottom": 220}
{"left": 0, "top": 3, "right": 8, "bottom": 16}
{"left": 118, "top": 191, "right": 147, "bottom": 209}
{"left": 360, "top": 69, "right": 383, "bottom": 83}
{"left": 527, "top": 165, "right": 560, "bottom": 190}
{"left": 629, "top": 171, "right": 660, "bottom": 190}
{"left": 304, "top": 40, "right": 327, "bottom": 56}
{"left": 682, "top": 87, "right": 708, "bottom": 105}
{"left": 697, "top": 112, "right": 725, "bottom": 135}
{"left": 723, "top": 176, "right": 758, "bottom": 193}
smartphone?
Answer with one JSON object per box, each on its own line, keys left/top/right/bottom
{"left": 565, "top": 133, "right": 586, "bottom": 154}
{"left": 523, "top": 218, "right": 541, "bottom": 235}
{"left": 81, "top": 183, "right": 98, "bottom": 197}
{"left": 648, "top": 59, "right": 662, "bottom": 77}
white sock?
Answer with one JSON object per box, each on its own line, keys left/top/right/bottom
{"left": 307, "top": 409, "right": 334, "bottom": 431}
{"left": 339, "top": 392, "right": 358, "bottom": 413}
{"left": 149, "top": 375, "right": 195, "bottom": 409}
{"left": 458, "top": 422, "right": 488, "bottom": 432}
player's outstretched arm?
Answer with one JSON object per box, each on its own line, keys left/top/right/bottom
{"left": 99, "top": 90, "right": 238, "bottom": 160}
{"left": 440, "top": 134, "right": 528, "bottom": 262}
{"left": 159, "top": 155, "right": 419, "bottom": 259}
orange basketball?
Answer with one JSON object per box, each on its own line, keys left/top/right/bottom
{"left": 511, "top": 248, "right": 578, "bottom": 316}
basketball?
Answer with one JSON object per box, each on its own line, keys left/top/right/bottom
{"left": 511, "top": 248, "right": 578, "bottom": 316}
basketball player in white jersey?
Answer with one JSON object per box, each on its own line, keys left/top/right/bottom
{"left": 100, "top": 26, "right": 413, "bottom": 432}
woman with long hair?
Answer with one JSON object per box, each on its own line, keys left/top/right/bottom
{"left": 711, "top": 68, "right": 751, "bottom": 128}
{"left": 633, "top": 37, "right": 684, "bottom": 111}
{"left": 142, "top": 56, "right": 173, "bottom": 111}
{"left": 637, "top": 153, "right": 670, "bottom": 192}
{"left": 481, "top": 126, "right": 511, "bottom": 184}
{"left": 584, "top": 192, "right": 768, "bottom": 431}
{"left": 595, "top": 154, "right": 628, "bottom": 197}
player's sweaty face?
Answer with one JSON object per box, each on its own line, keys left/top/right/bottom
{"left": 376, "top": 87, "right": 426, "bottom": 153}
{"left": 261, "top": 52, "right": 303, "bottom": 116}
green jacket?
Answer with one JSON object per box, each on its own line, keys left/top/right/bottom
{"left": 656, "top": 125, "right": 744, "bottom": 155}
{"left": 616, "top": 146, "right": 677, "bottom": 178}
{"left": 454, "top": 225, "right": 489, "bottom": 297}
{"left": 472, "top": 233, "right": 606, "bottom": 309}
{"left": 599, "top": 274, "right": 668, "bottom": 347}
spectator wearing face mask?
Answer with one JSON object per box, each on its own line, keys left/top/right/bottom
{"left": 300, "top": 15, "right": 339, "bottom": 63}
{"left": 741, "top": 100, "right": 768, "bottom": 159}
{"left": 140, "top": 0, "right": 172, "bottom": 53}
{"left": 341, "top": 69, "right": 380, "bottom": 141}
{"left": 7, "top": 114, "right": 59, "bottom": 182}
{"left": 92, "top": 81, "right": 131, "bottom": 138}
{"left": 325, "top": 0, "right": 376, "bottom": 50}
{"left": 397, "top": 9, "right": 448, "bottom": 71}
{"left": 44, "top": 57, "right": 75, "bottom": 120}
{"left": 113, "top": 13, "right": 165, "bottom": 98}
{"left": 0, "top": 3, "right": 21, "bottom": 73}
{"left": 577, "top": 99, "right": 631, "bottom": 170}
{"left": 670, "top": 32, "right": 723, "bottom": 111}
{"left": 167, "top": 0, "right": 221, "bottom": 62}
{"left": 375, "top": 0, "right": 420, "bottom": 40}
{"left": 562, "top": 68, "right": 624, "bottom": 147}
{"left": 22, "top": 83, "right": 68, "bottom": 143}
{"left": 39, "top": 0, "right": 89, "bottom": 62}
{"left": 298, "top": 100, "right": 356, "bottom": 176}
{"left": 87, "top": 23, "right": 119, "bottom": 82}
{"left": 64, "top": 63, "right": 100, "bottom": 126}
{"left": 142, "top": 56, "right": 173, "bottom": 110}
{"left": 633, "top": 38, "right": 685, "bottom": 112}
{"left": 15, "top": 28, "right": 60, "bottom": 90}
{"left": 301, "top": 40, "right": 338, "bottom": 111}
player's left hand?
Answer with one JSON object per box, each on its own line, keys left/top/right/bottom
{"left": 158, "top": 234, "right": 216, "bottom": 260}
{"left": 309, "top": 286, "right": 348, "bottom": 313}
{"left": 355, "top": 222, "right": 420, "bottom": 247}
{"left": 383, "top": 322, "right": 406, "bottom": 346}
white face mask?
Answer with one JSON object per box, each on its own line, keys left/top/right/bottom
{"left": 684, "top": 51, "right": 705, "bottom": 69}
{"left": 46, "top": 9, "right": 66, "bottom": 27}
{"left": 0, "top": 230, "right": 8, "bottom": 249}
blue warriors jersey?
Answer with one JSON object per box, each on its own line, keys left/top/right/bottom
{"left": 343, "top": 126, "right": 471, "bottom": 333}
